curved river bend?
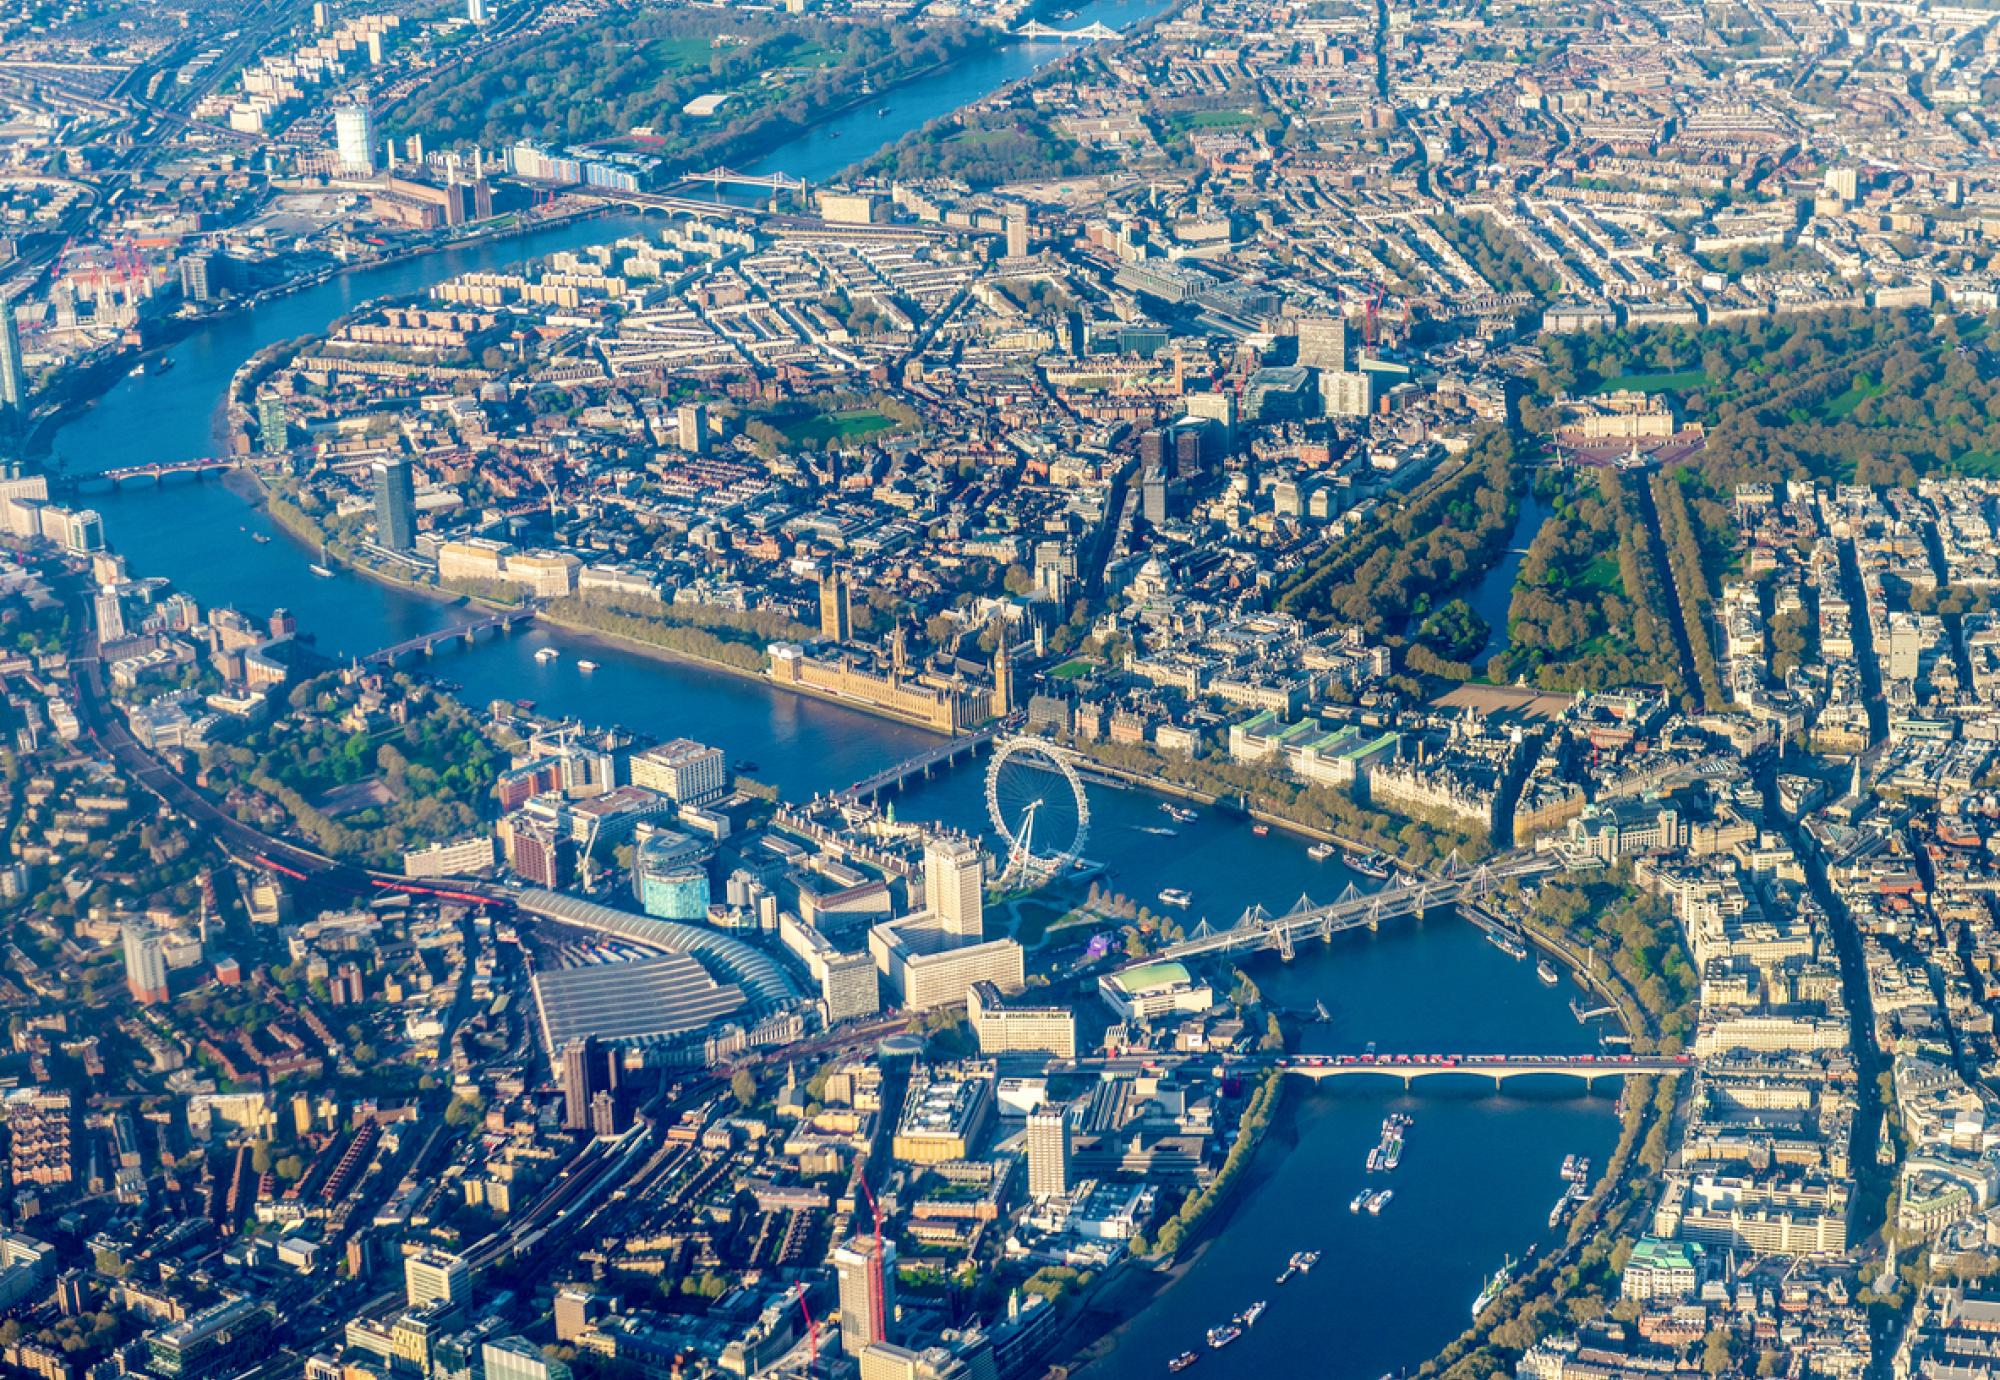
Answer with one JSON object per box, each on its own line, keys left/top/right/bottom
{"left": 54, "top": 10, "right": 1621, "bottom": 1376}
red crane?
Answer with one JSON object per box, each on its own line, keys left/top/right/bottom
{"left": 795, "top": 1284, "right": 820, "bottom": 1368}
{"left": 856, "top": 1175, "right": 887, "bottom": 1345}
{"left": 1363, "top": 282, "right": 1386, "bottom": 349}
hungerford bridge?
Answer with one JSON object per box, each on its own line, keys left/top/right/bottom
{"left": 1152, "top": 851, "right": 1557, "bottom": 962}
{"left": 1277, "top": 1053, "right": 1690, "bottom": 1089}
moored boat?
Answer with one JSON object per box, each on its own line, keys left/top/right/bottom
{"left": 1159, "top": 887, "right": 1193, "bottom": 908}
{"left": 1343, "top": 850, "right": 1392, "bottom": 878}
{"left": 1472, "top": 1255, "right": 1515, "bottom": 1319}
{"left": 1170, "top": 1353, "right": 1199, "bottom": 1373}
{"left": 1206, "top": 1325, "right": 1241, "bottom": 1349}
{"left": 1307, "top": 842, "right": 1335, "bottom": 861}
{"left": 1367, "top": 1189, "right": 1393, "bottom": 1214}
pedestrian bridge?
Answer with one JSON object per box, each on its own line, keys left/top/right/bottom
{"left": 1152, "top": 853, "right": 1554, "bottom": 962}
{"left": 1279, "top": 1054, "right": 1689, "bottom": 1087}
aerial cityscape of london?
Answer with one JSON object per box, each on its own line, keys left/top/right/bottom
{"left": 8, "top": 0, "right": 2000, "bottom": 1376}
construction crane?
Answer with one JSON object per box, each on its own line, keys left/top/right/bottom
{"left": 794, "top": 1283, "right": 820, "bottom": 1369}
{"left": 856, "top": 1174, "right": 887, "bottom": 1346}
{"left": 1363, "top": 281, "right": 1387, "bottom": 349}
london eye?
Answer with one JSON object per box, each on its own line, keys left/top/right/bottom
{"left": 984, "top": 737, "right": 1090, "bottom": 886}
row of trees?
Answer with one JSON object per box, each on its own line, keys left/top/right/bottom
{"left": 1135, "top": 1070, "right": 1284, "bottom": 1259}
{"left": 1071, "top": 736, "right": 1489, "bottom": 867}
{"left": 1420, "top": 1076, "right": 1708, "bottom": 1380}
{"left": 1651, "top": 473, "right": 1727, "bottom": 709}
{"left": 543, "top": 594, "right": 818, "bottom": 674}
{"left": 1430, "top": 213, "right": 1560, "bottom": 299}
{"left": 1277, "top": 426, "right": 1522, "bottom": 634}
{"left": 1419, "top": 871, "right": 1702, "bottom": 1380}
{"left": 1512, "top": 869, "right": 1698, "bottom": 1049}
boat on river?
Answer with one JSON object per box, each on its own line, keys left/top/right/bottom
{"left": 308, "top": 563, "right": 335, "bottom": 578}
{"left": 1473, "top": 1255, "right": 1515, "bottom": 1319}
{"left": 1290, "top": 1250, "right": 1320, "bottom": 1271}
{"left": 1349, "top": 1190, "right": 1369, "bottom": 1213}
{"left": 1307, "top": 842, "right": 1335, "bottom": 861}
{"left": 1344, "top": 850, "right": 1392, "bottom": 878}
{"left": 1159, "top": 888, "right": 1193, "bottom": 908}
{"left": 1537, "top": 958, "right": 1561, "bottom": 985}
{"left": 1206, "top": 1325, "right": 1241, "bottom": 1349}
{"left": 1169, "top": 1353, "right": 1199, "bottom": 1373}
{"left": 1487, "top": 929, "right": 1529, "bottom": 960}
{"left": 1366, "top": 1189, "right": 1393, "bottom": 1214}
{"left": 250, "top": 533, "right": 271, "bottom": 543}
{"left": 1238, "top": 1301, "right": 1266, "bottom": 1328}
{"left": 535, "top": 647, "right": 560, "bottom": 664}
{"left": 577, "top": 659, "right": 599, "bottom": 672}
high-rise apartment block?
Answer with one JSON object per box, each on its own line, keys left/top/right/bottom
{"left": 1026, "top": 1108, "right": 1072, "bottom": 1200}
{"left": 834, "top": 1236, "right": 897, "bottom": 1355}
{"left": 374, "top": 458, "right": 416, "bottom": 551}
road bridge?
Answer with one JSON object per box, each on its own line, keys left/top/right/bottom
{"left": 834, "top": 719, "right": 1012, "bottom": 802}
{"left": 1150, "top": 853, "right": 1555, "bottom": 962}
{"left": 1280, "top": 1054, "right": 1689, "bottom": 1088}
{"left": 566, "top": 186, "right": 971, "bottom": 240}
{"left": 65, "top": 456, "right": 245, "bottom": 491}
{"left": 359, "top": 606, "right": 538, "bottom": 668}
{"left": 674, "top": 167, "right": 808, "bottom": 194}
{"left": 1015, "top": 20, "right": 1122, "bottom": 37}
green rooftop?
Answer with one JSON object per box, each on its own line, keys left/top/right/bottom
{"left": 1110, "top": 961, "right": 1195, "bottom": 993}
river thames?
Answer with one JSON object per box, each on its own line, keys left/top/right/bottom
{"left": 50, "top": 12, "right": 1626, "bottom": 1376}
